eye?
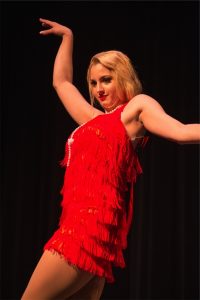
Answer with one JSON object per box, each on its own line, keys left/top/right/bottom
{"left": 102, "top": 76, "right": 112, "bottom": 84}
{"left": 90, "top": 80, "right": 96, "bottom": 87}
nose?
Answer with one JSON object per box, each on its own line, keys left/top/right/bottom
{"left": 97, "top": 82, "right": 104, "bottom": 95}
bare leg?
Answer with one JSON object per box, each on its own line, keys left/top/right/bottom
{"left": 21, "top": 250, "right": 96, "bottom": 300}
{"left": 68, "top": 276, "right": 105, "bottom": 300}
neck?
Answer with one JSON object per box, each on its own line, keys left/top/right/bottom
{"left": 103, "top": 99, "right": 123, "bottom": 112}
{"left": 105, "top": 103, "right": 124, "bottom": 114}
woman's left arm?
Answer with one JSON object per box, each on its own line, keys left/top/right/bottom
{"left": 137, "top": 94, "right": 200, "bottom": 144}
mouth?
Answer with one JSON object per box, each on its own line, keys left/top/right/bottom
{"left": 99, "top": 95, "right": 107, "bottom": 102}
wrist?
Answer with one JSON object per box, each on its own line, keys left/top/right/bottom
{"left": 62, "top": 29, "right": 73, "bottom": 39}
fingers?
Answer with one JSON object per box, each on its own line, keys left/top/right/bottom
{"left": 39, "top": 29, "right": 53, "bottom": 35}
{"left": 39, "top": 18, "right": 54, "bottom": 35}
{"left": 41, "top": 22, "right": 51, "bottom": 28}
{"left": 39, "top": 18, "right": 55, "bottom": 27}
{"left": 38, "top": 18, "right": 72, "bottom": 37}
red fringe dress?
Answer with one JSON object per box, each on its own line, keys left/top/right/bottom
{"left": 44, "top": 104, "right": 148, "bottom": 283}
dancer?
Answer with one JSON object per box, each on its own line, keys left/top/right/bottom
{"left": 21, "top": 18, "right": 200, "bottom": 300}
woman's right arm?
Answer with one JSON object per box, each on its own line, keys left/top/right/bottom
{"left": 39, "top": 18, "right": 102, "bottom": 125}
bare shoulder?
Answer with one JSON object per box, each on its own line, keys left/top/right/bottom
{"left": 92, "top": 108, "right": 104, "bottom": 118}
{"left": 129, "top": 94, "right": 163, "bottom": 109}
{"left": 124, "top": 94, "right": 164, "bottom": 118}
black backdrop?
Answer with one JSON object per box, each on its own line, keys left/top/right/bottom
{"left": 1, "top": 1, "right": 199, "bottom": 300}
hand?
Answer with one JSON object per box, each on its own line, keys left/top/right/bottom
{"left": 39, "top": 18, "right": 73, "bottom": 37}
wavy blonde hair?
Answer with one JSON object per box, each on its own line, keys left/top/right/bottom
{"left": 87, "top": 50, "right": 142, "bottom": 105}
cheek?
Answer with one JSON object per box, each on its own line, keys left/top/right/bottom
{"left": 90, "top": 88, "right": 99, "bottom": 102}
{"left": 90, "top": 87, "right": 95, "bottom": 96}
{"left": 109, "top": 86, "right": 118, "bottom": 97}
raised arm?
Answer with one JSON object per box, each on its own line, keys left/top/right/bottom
{"left": 133, "top": 94, "right": 200, "bottom": 144}
{"left": 39, "top": 18, "right": 102, "bottom": 125}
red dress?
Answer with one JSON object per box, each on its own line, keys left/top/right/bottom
{"left": 44, "top": 104, "right": 147, "bottom": 283}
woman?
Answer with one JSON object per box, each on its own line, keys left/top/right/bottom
{"left": 21, "top": 18, "right": 200, "bottom": 300}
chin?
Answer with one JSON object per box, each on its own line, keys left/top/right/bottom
{"left": 103, "top": 101, "right": 121, "bottom": 109}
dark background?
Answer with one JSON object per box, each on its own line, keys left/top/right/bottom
{"left": 1, "top": 1, "right": 199, "bottom": 299}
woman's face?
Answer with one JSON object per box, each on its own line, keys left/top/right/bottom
{"left": 89, "top": 63, "right": 125, "bottom": 111}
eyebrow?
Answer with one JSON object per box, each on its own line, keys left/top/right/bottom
{"left": 90, "top": 75, "right": 113, "bottom": 82}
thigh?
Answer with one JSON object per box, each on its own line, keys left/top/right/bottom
{"left": 21, "top": 250, "right": 94, "bottom": 300}
{"left": 68, "top": 276, "right": 105, "bottom": 300}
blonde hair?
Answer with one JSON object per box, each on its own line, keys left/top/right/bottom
{"left": 87, "top": 50, "right": 142, "bottom": 105}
